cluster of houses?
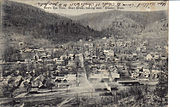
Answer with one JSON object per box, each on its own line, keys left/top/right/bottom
{"left": 2, "top": 35, "right": 168, "bottom": 93}
{"left": 81, "top": 36, "right": 167, "bottom": 82}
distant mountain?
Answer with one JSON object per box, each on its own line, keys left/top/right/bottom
{"left": 134, "top": 18, "right": 168, "bottom": 40}
{"left": 2, "top": 1, "right": 101, "bottom": 44}
{"left": 104, "top": 16, "right": 143, "bottom": 37}
{"left": 2, "top": 1, "right": 168, "bottom": 44}
{"left": 143, "top": 18, "right": 168, "bottom": 33}
{"left": 71, "top": 10, "right": 168, "bottom": 32}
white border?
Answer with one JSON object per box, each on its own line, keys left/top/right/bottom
{"left": 169, "top": 1, "right": 180, "bottom": 107}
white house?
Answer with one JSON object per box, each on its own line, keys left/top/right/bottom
{"left": 146, "top": 54, "right": 153, "bottom": 60}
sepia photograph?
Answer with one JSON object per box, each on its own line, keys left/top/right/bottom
{"left": 0, "top": 0, "right": 168, "bottom": 107}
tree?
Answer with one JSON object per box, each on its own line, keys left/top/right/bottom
{"left": 126, "top": 61, "right": 133, "bottom": 76}
{"left": 3, "top": 46, "right": 22, "bottom": 62}
{"left": 154, "top": 72, "right": 168, "bottom": 105}
{"left": 2, "top": 77, "right": 23, "bottom": 97}
{"left": 148, "top": 60, "right": 154, "bottom": 80}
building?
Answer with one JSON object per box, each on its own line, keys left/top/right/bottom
{"left": 103, "top": 50, "right": 114, "bottom": 57}
{"left": 146, "top": 54, "right": 153, "bottom": 60}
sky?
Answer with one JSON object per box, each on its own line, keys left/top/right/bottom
{"left": 9, "top": 0, "right": 168, "bottom": 16}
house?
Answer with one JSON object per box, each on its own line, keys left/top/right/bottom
{"left": 132, "top": 53, "right": 138, "bottom": 57}
{"left": 131, "top": 71, "right": 139, "bottom": 78}
{"left": 55, "top": 74, "right": 66, "bottom": 80}
{"left": 53, "top": 58, "right": 58, "bottom": 62}
{"left": 99, "top": 64, "right": 107, "bottom": 70}
{"left": 146, "top": 54, "right": 153, "bottom": 60}
{"left": 25, "top": 59, "right": 31, "bottom": 62}
{"left": 37, "top": 59, "right": 43, "bottom": 62}
{"left": 89, "top": 73, "right": 110, "bottom": 82}
{"left": 45, "top": 48, "right": 53, "bottom": 54}
{"left": 103, "top": 50, "right": 114, "bottom": 57}
{"left": 102, "top": 37, "right": 107, "bottom": 40}
{"left": 141, "top": 47, "right": 147, "bottom": 53}
{"left": 111, "top": 72, "right": 120, "bottom": 80}
{"left": 68, "top": 53, "right": 75, "bottom": 60}
{"left": 60, "top": 55, "right": 68, "bottom": 60}
{"left": 53, "top": 48, "right": 59, "bottom": 52}
{"left": 66, "top": 74, "right": 77, "bottom": 82}
{"left": 142, "top": 69, "right": 150, "bottom": 78}
{"left": 143, "top": 40, "right": 148, "bottom": 46}
{"left": 56, "top": 59, "right": 64, "bottom": 65}
{"left": 84, "top": 51, "right": 91, "bottom": 57}
{"left": 57, "top": 65, "right": 62, "bottom": 71}
{"left": 151, "top": 70, "right": 162, "bottom": 79}
{"left": 91, "top": 65, "right": 99, "bottom": 73}
{"left": 54, "top": 74, "right": 68, "bottom": 87}
{"left": 23, "top": 48, "right": 33, "bottom": 53}
{"left": 154, "top": 54, "right": 160, "bottom": 59}
{"left": 164, "top": 46, "right": 168, "bottom": 52}
{"left": 117, "top": 41, "right": 123, "bottom": 46}
{"left": 136, "top": 47, "right": 141, "bottom": 52}
{"left": 36, "top": 48, "right": 45, "bottom": 52}
{"left": 14, "top": 76, "right": 23, "bottom": 87}
{"left": 84, "top": 43, "right": 93, "bottom": 49}
{"left": 68, "top": 60, "right": 75, "bottom": 67}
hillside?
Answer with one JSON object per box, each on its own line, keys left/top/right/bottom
{"left": 2, "top": 1, "right": 168, "bottom": 44}
{"left": 2, "top": 1, "right": 101, "bottom": 44}
{"left": 104, "top": 16, "right": 143, "bottom": 37}
{"left": 71, "top": 10, "right": 168, "bottom": 32}
{"left": 143, "top": 18, "right": 168, "bottom": 33}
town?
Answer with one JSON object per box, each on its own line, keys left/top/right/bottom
{"left": 0, "top": 0, "right": 168, "bottom": 106}
{"left": 0, "top": 34, "right": 168, "bottom": 100}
